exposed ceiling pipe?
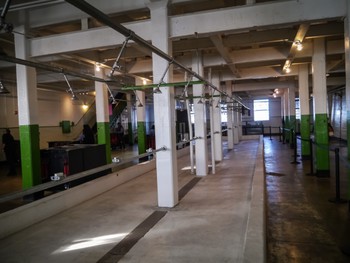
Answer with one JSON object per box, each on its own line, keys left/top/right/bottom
{"left": 64, "top": 0, "right": 249, "bottom": 110}
{"left": 1, "top": 0, "right": 63, "bottom": 12}
{"left": 0, "top": 0, "right": 13, "bottom": 33}
{"left": 0, "top": 54, "right": 128, "bottom": 87}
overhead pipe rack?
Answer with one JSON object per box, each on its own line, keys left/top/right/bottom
{"left": 0, "top": 54, "right": 129, "bottom": 86}
{"left": 122, "top": 80, "right": 205, "bottom": 91}
{"left": 64, "top": 0, "right": 249, "bottom": 111}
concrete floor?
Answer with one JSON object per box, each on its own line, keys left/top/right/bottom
{"left": 0, "top": 137, "right": 349, "bottom": 262}
{"left": 265, "top": 137, "right": 350, "bottom": 263}
{"left": 0, "top": 139, "right": 261, "bottom": 263}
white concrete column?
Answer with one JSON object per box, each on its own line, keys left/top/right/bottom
{"left": 15, "top": 27, "right": 38, "bottom": 128}
{"left": 234, "top": 106, "right": 240, "bottom": 143}
{"left": 299, "top": 64, "right": 311, "bottom": 158}
{"left": 148, "top": 0, "right": 178, "bottom": 207}
{"left": 14, "top": 25, "right": 41, "bottom": 188}
{"left": 95, "top": 68, "right": 112, "bottom": 162}
{"left": 312, "top": 38, "right": 330, "bottom": 175}
{"left": 225, "top": 81, "right": 234, "bottom": 149}
{"left": 212, "top": 73, "right": 223, "bottom": 161}
{"left": 289, "top": 85, "right": 296, "bottom": 145}
{"left": 95, "top": 68, "right": 109, "bottom": 124}
{"left": 289, "top": 86, "right": 296, "bottom": 121}
{"left": 299, "top": 65, "right": 310, "bottom": 118}
{"left": 192, "top": 51, "right": 209, "bottom": 176}
{"left": 232, "top": 84, "right": 240, "bottom": 142}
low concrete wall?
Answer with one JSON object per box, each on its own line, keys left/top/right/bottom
{"left": 243, "top": 135, "right": 266, "bottom": 263}
{"left": 0, "top": 146, "right": 191, "bottom": 239}
{"left": 0, "top": 159, "right": 156, "bottom": 239}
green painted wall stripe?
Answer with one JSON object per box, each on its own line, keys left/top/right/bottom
{"left": 19, "top": 125, "right": 41, "bottom": 189}
{"left": 300, "top": 114, "right": 311, "bottom": 157}
{"left": 137, "top": 121, "right": 147, "bottom": 154}
{"left": 97, "top": 122, "right": 111, "bottom": 164}
{"left": 314, "top": 113, "right": 329, "bottom": 172}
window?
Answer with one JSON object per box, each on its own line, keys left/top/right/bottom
{"left": 254, "top": 99, "right": 269, "bottom": 121}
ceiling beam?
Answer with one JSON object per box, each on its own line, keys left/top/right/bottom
{"left": 282, "top": 24, "right": 310, "bottom": 72}
{"left": 210, "top": 35, "right": 240, "bottom": 78}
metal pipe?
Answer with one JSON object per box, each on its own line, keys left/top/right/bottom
{"left": 208, "top": 69, "right": 216, "bottom": 174}
{"left": 0, "top": 0, "right": 11, "bottom": 20}
{"left": 64, "top": 0, "right": 249, "bottom": 110}
{"left": 184, "top": 75, "right": 195, "bottom": 174}
{"left": 0, "top": 54, "right": 126, "bottom": 86}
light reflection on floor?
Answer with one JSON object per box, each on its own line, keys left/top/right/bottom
{"left": 52, "top": 233, "right": 128, "bottom": 254}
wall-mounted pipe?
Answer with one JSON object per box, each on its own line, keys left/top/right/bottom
{"left": 64, "top": 0, "right": 249, "bottom": 110}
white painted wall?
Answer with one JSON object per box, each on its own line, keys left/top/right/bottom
{"left": 0, "top": 90, "right": 96, "bottom": 160}
{"left": 242, "top": 97, "right": 282, "bottom": 133}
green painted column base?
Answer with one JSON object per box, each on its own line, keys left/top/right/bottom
{"left": 19, "top": 124, "right": 41, "bottom": 189}
{"left": 314, "top": 113, "right": 330, "bottom": 172}
{"left": 97, "top": 122, "right": 111, "bottom": 164}
{"left": 300, "top": 114, "right": 311, "bottom": 158}
{"left": 137, "top": 121, "right": 147, "bottom": 155}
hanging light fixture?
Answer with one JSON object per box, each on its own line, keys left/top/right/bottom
{"left": 153, "top": 84, "right": 162, "bottom": 94}
{"left": 295, "top": 40, "right": 303, "bottom": 51}
{"left": 0, "top": 81, "right": 10, "bottom": 94}
{"left": 71, "top": 94, "right": 79, "bottom": 101}
{"left": 63, "top": 74, "right": 79, "bottom": 101}
{"left": 133, "top": 90, "right": 144, "bottom": 107}
{"left": 95, "top": 62, "right": 101, "bottom": 72}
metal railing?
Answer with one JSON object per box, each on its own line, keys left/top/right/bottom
{"left": 0, "top": 146, "right": 167, "bottom": 205}
{"left": 281, "top": 128, "right": 350, "bottom": 207}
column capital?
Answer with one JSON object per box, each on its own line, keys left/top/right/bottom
{"left": 145, "top": 0, "right": 169, "bottom": 10}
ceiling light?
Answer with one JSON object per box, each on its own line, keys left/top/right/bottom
{"left": 71, "top": 94, "right": 79, "bottom": 101}
{"left": 82, "top": 104, "right": 88, "bottom": 110}
{"left": 0, "top": 81, "right": 10, "bottom": 94}
{"left": 95, "top": 63, "right": 101, "bottom": 72}
{"left": 142, "top": 79, "right": 147, "bottom": 85}
{"left": 295, "top": 40, "right": 303, "bottom": 51}
{"left": 285, "top": 67, "right": 291, "bottom": 73}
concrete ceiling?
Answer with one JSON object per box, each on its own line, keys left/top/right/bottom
{"left": 0, "top": 0, "right": 346, "bottom": 101}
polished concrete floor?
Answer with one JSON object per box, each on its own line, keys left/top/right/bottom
{"left": 0, "top": 137, "right": 349, "bottom": 262}
{"left": 265, "top": 137, "right": 350, "bottom": 262}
